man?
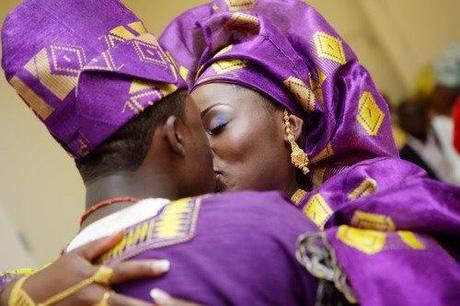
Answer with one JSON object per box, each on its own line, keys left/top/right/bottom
{"left": 0, "top": 0, "right": 318, "bottom": 305}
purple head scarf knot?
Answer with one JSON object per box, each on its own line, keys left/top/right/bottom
{"left": 2, "top": 0, "right": 185, "bottom": 158}
{"left": 160, "top": 0, "right": 398, "bottom": 184}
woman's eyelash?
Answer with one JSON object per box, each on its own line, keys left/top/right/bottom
{"left": 209, "top": 122, "right": 227, "bottom": 135}
{"left": 208, "top": 114, "right": 229, "bottom": 135}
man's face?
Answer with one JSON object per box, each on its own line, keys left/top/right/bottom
{"left": 180, "top": 95, "right": 216, "bottom": 196}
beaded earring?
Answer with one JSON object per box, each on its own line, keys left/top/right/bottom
{"left": 284, "top": 110, "right": 310, "bottom": 175}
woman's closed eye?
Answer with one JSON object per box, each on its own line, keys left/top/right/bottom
{"left": 207, "top": 113, "right": 231, "bottom": 135}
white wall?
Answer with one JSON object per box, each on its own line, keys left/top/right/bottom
{"left": 0, "top": 201, "right": 36, "bottom": 271}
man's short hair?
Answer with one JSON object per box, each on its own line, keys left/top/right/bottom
{"left": 75, "top": 90, "right": 187, "bottom": 183}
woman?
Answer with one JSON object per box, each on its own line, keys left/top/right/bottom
{"left": 160, "top": 0, "right": 460, "bottom": 304}
{"left": 3, "top": 0, "right": 460, "bottom": 305}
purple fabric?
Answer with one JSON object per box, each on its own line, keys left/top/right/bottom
{"left": 2, "top": 0, "right": 185, "bottom": 158}
{"left": 160, "top": 1, "right": 460, "bottom": 305}
{"left": 113, "top": 191, "right": 319, "bottom": 305}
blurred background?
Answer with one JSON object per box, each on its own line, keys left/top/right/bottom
{"left": 0, "top": 0, "right": 459, "bottom": 270}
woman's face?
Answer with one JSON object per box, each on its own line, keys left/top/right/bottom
{"left": 191, "top": 83, "right": 298, "bottom": 194}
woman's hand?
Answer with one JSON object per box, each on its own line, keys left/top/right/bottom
{"left": 0, "top": 232, "right": 188, "bottom": 305}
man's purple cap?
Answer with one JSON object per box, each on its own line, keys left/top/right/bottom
{"left": 2, "top": 0, "right": 185, "bottom": 158}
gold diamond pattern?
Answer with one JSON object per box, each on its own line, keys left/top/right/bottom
{"left": 49, "top": 45, "right": 86, "bottom": 74}
{"left": 336, "top": 225, "right": 386, "bottom": 255}
{"left": 212, "top": 59, "right": 247, "bottom": 74}
{"left": 283, "top": 76, "right": 315, "bottom": 111}
{"left": 303, "top": 194, "right": 333, "bottom": 230}
{"left": 24, "top": 48, "right": 79, "bottom": 100}
{"left": 313, "top": 32, "right": 346, "bottom": 65}
{"left": 133, "top": 40, "right": 167, "bottom": 66}
{"left": 224, "top": 0, "right": 256, "bottom": 11}
{"left": 351, "top": 210, "right": 395, "bottom": 231}
{"left": 357, "top": 92, "right": 385, "bottom": 136}
{"left": 225, "top": 12, "right": 260, "bottom": 34}
{"left": 348, "top": 178, "right": 378, "bottom": 200}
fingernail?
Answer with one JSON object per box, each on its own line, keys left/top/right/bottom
{"left": 150, "top": 288, "right": 171, "bottom": 304}
{"left": 151, "top": 260, "right": 170, "bottom": 273}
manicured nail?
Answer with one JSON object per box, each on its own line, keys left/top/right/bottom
{"left": 150, "top": 288, "right": 171, "bottom": 304}
{"left": 151, "top": 260, "right": 170, "bottom": 273}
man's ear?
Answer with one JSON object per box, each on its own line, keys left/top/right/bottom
{"left": 163, "top": 115, "right": 186, "bottom": 157}
{"left": 283, "top": 113, "right": 304, "bottom": 141}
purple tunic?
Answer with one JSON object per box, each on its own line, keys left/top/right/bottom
{"left": 99, "top": 191, "right": 319, "bottom": 305}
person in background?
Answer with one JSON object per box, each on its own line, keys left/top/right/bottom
{"left": 431, "top": 44, "right": 460, "bottom": 184}
{"left": 397, "top": 98, "right": 450, "bottom": 181}
{"left": 454, "top": 93, "right": 460, "bottom": 154}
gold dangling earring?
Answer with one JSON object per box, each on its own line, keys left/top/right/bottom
{"left": 284, "top": 110, "right": 310, "bottom": 175}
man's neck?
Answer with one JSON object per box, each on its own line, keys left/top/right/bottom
{"left": 81, "top": 172, "right": 176, "bottom": 230}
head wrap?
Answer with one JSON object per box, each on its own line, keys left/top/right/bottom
{"left": 160, "top": 0, "right": 398, "bottom": 185}
{"left": 434, "top": 43, "right": 460, "bottom": 88}
{"left": 2, "top": 0, "right": 185, "bottom": 158}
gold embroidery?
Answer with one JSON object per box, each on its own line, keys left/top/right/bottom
{"left": 123, "top": 97, "right": 147, "bottom": 114}
{"left": 283, "top": 76, "right": 315, "bottom": 111}
{"left": 311, "top": 143, "right": 334, "bottom": 163}
{"left": 129, "top": 79, "right": 155, "bottom": 94}
{"left": 313, "top": 32, "right": 346, "bottom": 65}
{"left": 398, "top": 231, "right": 425, "bottom": 250}
{"left": 291, "top": 189, "right": 307, "bottom": 206}
{"left": 129, "top": 79, "right": 176, "bottom": 96}
{"left": 24, "top": 46, "right": 82, "bottom": 100}
{"left": 303, "top": 194, "right": 333, "bottom": 230}
{"left": 125, "top": 79, "right": 160, "bottom": 113}
{"left": 9, "top": 76, "right": 54, "bottom": 120}
{"left": 336, "top": 225, "right": 386, "bottom": 255}
{"left": 357, "top": 92, "right": 385, "bottom": 136}
{"left": 351, "top": 211, "right": 395, "bottom": 231}
{"left": 225, "top": 12, "right": 260, "bottom": 34}
{"left": 127, "top": 21, "right": 148, "bottom": 36}
{"left": 212, "top": 59, "right": 247, "bottom": 74}
{"left": 348, "top": 178, "right": 378, "bottom": 200}
{"left": 103, "top": 22, "right": 148, "bottom": 48}
{"left": 85, "top": 51, "right": 117, "bottom": 71}
{"left": 224, "top": 0, "right": 256, "bottom": 11}
{"left": 100, "top": 198, "right": 200, "bottom": 264}
{"left": 133, "top": 38, "right": 168, "bottom": 66}
{"left": 136, "top": 33, "right": 160, "bottom": 46}
{"left": 110, "top": 25, "right": 138, "bottom": 41}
